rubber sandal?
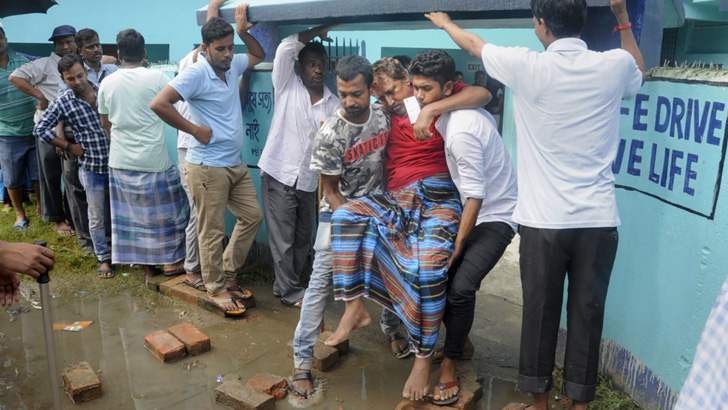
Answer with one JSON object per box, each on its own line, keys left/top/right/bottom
{"left": 184, "top": 277, "right": 206, "bottom": 291}
{"left": 227, "top": 285, "right": 253, "bottom": 300}
{"left": 290, "top": 371, "right": 314, "bottom": 399}
{"left": 432, "top": 377, "right": 460, "bottom": 406}
{"left": 53, "top": 226, "right": 75, "bottom": 236}
{"left": 97, "top": 267, "right": 115, "bottom": 279}
{"left": 432, "top": 346, "right": 473, "bottom": 364}
{"left": 205, "top": 296, "right": 245, "bottom": 317}
{"left": 13, "top": 220, "right": 29, "bottom": 231}
{"left": 281, "top": 298, "right": 303, "bottom": 308}
{"left": 389, "top": 335, "right": 411, "bottom": 359}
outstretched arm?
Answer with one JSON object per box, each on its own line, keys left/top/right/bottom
{"left": 206, "top": 0, "right": 226, "bottom": 20}
{"left": 414, "top": 85, "right": 492, "bottom": 140}
{"left": 150, "top": 86, "right": 212, "bottom": 144}
{"left": 235, "top": 4, "right": 265, "bottom": 66}
{"left": 298, "top": 24, "right": 339, "bottom": 45}
{"left": 425, "top": 12, "right": 486, "bottom": 59}
{"left": 611, "top": 0, "right": 645, "bottom": 82}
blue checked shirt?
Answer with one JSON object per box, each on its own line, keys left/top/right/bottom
{"left": 33, "top": 82, "right": 109, "bottom": 174}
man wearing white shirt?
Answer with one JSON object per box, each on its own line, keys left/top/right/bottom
{"left": 427, "top": 0, "right": 645, "bottom": 408}
{"left": 409, "top": 50, "right": 518, "bottom": 405}
{"left": 258, "top": 25, "right": 340, "bottom": 307}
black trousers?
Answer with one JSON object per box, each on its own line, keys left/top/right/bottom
{"left": 443, "top": 221, "right": 515, "bottom": 359}
{"left": 61, "top": 135, "right": 94, "bottom": 252}
{"left": 36, "top": 139, "right": 67, "bottom": 223}
{"left": 517, "top": 226, "right": 618, "bottom": 403}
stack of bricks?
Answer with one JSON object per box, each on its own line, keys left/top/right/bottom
{"left": 144, "top": 323, "right": 211, "bottom": 363}
{"left": 285, "top": 330, "right": 349, "bottom": 371}
{"left": 215, "top": 372, "right": 290, "bottom": 410}
{"left": 157, "top": 276, "right": 256, "bottom": 318}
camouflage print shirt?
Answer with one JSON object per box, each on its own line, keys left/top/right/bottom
{"left": 310, "top": 104, "right": 391, "bottom": 213}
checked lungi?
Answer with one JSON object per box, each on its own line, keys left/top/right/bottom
{"left": 109, "top": 166, "right": 189, "bottom": 265}
{"left": 331, "top": 174, "right": 461, "bottom": 358}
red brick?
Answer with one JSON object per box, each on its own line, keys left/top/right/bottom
{"left": 286, "top": 340, "right": 340, "bottom": 371}
{"left": 145, "top": 274, "right": 171, "bottom": 292}
{"left": 460, "top": 377, "right": 482, "bottom": 403}
{"left": 215, "top": 378, "right": 275, "bottom": 410}
{"left": 395, "top": 400, "right": 457, "bottom": 410}
{"left": 451, "top": 389, "right": 476, "bottom": 410}
{"left": 245, "top": 373, "right": 288, "bottom": 400}
{"left": 318, "top": 331, "right": 349, "bottom": 355}
{"left": 168, "top": 282, "right": 203, "bottom": 306}
{"left": 62, "top": 361, "right": 102, "bottom": 403}
{"left": 168, "top": 323, "right": 211, "bottom": 356}
{"left": 158, "top": 275, "right": 187, "bottom": 296}
{"left": 144, "top": 330, "right": 186, "bottom": 363}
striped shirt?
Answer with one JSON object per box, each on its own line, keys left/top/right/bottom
{"left": 0, "top": 49, "right": 36, "bottom": 136}
{"left": 34, "top": 82, "right": 109, "bottom": 174}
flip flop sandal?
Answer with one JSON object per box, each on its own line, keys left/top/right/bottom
{"left": 185, "top": 277, "right": 207, "bottom": 291}
{"left": 227, "top": 285, "right": 253, "bottom": 300}
{"left": 53, "top": 226, "right": 76, "bottom": 236}
{"left": 290, "top": 371, "right": 314, "bottom": 399}
{"left": 389, "top": 335, "right": 411, "bottom": 359}
{"left": 205, "top": 296, "right": 245, "bottom": 317}
{"left": 432, "top": 377, "right": 461, "bottom": 406}
{"left": 13, "top": 220, "right": 29, "bottom": 231}
{"left": 281, "top": 298, "right": 303, "bottom": 308}
{"left": 97, "top": 267, "right": 115, "bottom": 279}
{"left": 432, "top": 346, "right": 473, "bottom": 364}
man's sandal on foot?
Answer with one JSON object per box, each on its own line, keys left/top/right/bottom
{"left": 14, "top": 220, "right": 29, "bottom": 231}
{"left": 206, "top": 296, "right": 245, "bottom": 317}
{"left": 185, "top": 277, "right": 206, "bottom": 291}
{"left": 290, "top": 371, "right": 314, "bottom": 399}
{"left": 281, "top": 297, "right": 303, "bottom": 308}
{"left": 97, "top": 267, "right": 114, "bottom": 279}
{"left": 227, "top": 285, "right": 253, "bottom": 300}
{"left": 389, "top": 335, "right": 411, "bottom": 359}
{"left": 432, "top": 377, "right": 460, "bottom": 406}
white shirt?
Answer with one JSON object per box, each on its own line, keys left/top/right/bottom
{"left": 436, "top": 108, "right": 518, "bottom": 232}
{"left": 481, "top": 39, "right": 643, "bottom": 229}
{"left": 176, "top": 49, "right": 196, "bottom": 149}
{"left": 258, "top": 34, "right": 340, "bottom": 192}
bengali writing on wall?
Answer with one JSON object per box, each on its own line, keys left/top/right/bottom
{"left": 614, "top": 79, "right": 728, "bottom": 218}
{"left": 242, "top": 70, "right": 274, "bottom": 166}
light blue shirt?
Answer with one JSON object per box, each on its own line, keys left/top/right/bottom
{"left": 169, "top": 53, "right": 249, "bottom": 168}
{"left": 59, "top": 62, "right": 117, "bottom": 92}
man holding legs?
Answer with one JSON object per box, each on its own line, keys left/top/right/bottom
{"left": 0, "top": 23, "right": 40, "bottom": 232}
{"left": 33, "top": 54, "right": 113, "bottom": 277}
{"left": 427, "top": 0, "right": 644, "bottom": 407}
{"left": 151, "top": 4, "right": 265, "bottom": 315}
{"left": 10, "top": 25, "right": 77, "bottom": 237}
{"left": 409, "top": 49, "right": 518, "bottom": 405}
{"left": 258, "top": 25, "right": 340, "bottom": 307}
{"left": 290, "top": 55, "right": 391, "bottom": 399}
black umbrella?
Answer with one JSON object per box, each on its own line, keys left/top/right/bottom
{"left": 0, "top": 0, "right": 58, "bottom": 19}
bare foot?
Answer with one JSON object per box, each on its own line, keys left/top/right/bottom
{"left": 163, "top": 262, "right": 184, "bottom": 274}
{"left": 325, "top": 298, "right": 371, "bottom": 346}
{"left": 207, "top": 291, "right": 244, "bottom": 312}
{"left": 291, "top": 368, "right": 313, "bottom": 398}
{"left": 142, "top": 265, "right": 159, "bottom": 282}
{"left": 433, "top": 358, "right": 459, "bottom": 402}
{"left": 402, "top": 356, "right": 432, "bottom": 401}
{"left": 225, "top": 279, "right": 252, "bottom": 300}
{"left": 433, "top": 336, "right": 475, "bottom": 362}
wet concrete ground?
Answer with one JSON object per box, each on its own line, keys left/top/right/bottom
{"left": 0, "top": 241, "right": 530, "bottom": 409}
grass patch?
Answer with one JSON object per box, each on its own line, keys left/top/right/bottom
{"left": 552, "top": 368, "right": 641, "bottom": 409}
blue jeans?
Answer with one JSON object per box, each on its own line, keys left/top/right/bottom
{"left": 292, "top": 215, "right": 405, "bottom": 370}
{"left": 78, "top": 167, "right": 111, "bottom": 263}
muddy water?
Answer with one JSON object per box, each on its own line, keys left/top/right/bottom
{"left": 0, "top": 286, "right": 529, "bottom": 409}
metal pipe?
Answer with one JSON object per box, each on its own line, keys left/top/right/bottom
{"left": 34, "top": 241, "right": 62, "bottom": 410}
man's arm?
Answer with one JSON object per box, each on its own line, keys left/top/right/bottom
{"left": 449, "top": 197, "right": 483, "bottom": 268}
{"left": 321, "top": 174, "right": 347, "bottom": 212}
{"left": 33, "top": 102, "right": 82, "bottom": 157}
{"left": 239, "top": 68, "right": 251, "bottom": 110}
{"left": 426, "top": 12, "right": 486, "bottom": 59}
{"left": 206, "top": 0, "right": 225, "bottom": 20}
{"left": 100, "top": 114, "right": 112, "bottom": 139}
{"left": 235, "top": 4, "right": 265, "bottom": 67}
{"left": 150, "top": 86, "right": 212, "bottom": 144}
{"left": 297, "top": 24, "right": 338, "bottom": 45}
{"left": 611, "top": 0, "right": 645, "bottom": 82}
{"left": 8, "top": 76, "right": 48, "bottom": 110}
{"left": 414, "top": 85, "right": 492, "bottom": 140}
{"left": 0, "top": 240, "right": 55, "bottom": 307}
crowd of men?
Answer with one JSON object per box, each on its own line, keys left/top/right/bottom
{"left": 0, "top": 0, "right": 679, "bottom": 408}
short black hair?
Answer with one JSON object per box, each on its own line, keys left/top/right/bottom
{"left": 454, "top": 71, "right": 463, "bottom": 77}
{"left": 75, "top": 28, "right": 98, "bottom": 49}
{"left": 409, "top": 50, "right": 455, "bottom": 87}
{"left": 58, "top": 53, "right": 84, "bottom": 74}
{"left": 298, "top": 41, "right": 327, "bottom": 62}
{"left": 392, "top": 55, "right": 412, "bottom": 70}
{"left": 475, "top": 70, "right": 485, "bottom": 77}
{"left": 335, "top": 55, "right": 373, "bottom": 87}
{"left": 531, "top": 0, "right": 587, "bottom": 38}
{"left": 201, "top": 17, "right": 234, "bottom": 45}
{"left": 117, "top": 29, "right": 145, "bottom": 63}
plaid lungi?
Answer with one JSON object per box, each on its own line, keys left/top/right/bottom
{"left": 109, "top": 166, "right": 189, "bottom": 265}
{"left": 675, "top": 274, "right": 728, "bottom": 409}
{"left": 332, "top": 174, "right": 462, "bottom": 358}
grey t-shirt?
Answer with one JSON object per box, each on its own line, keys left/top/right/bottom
{"left": 310, "top": 104, "right": 390, "bottom": 213}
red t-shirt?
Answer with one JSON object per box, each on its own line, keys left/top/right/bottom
{"left": 386, "top": 82, "right": 467, "bottom": 191}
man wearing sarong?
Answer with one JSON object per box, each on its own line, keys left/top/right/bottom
{"left": 151, "top": 4, "right": 265, "bottom": 315}
{"left": 98, "top": 29, "right": 189, "bottom": 283}
{"left": 324, "top": 57, "right": 492, "bottom": 400}
{"left": 290, "top": 55, "right": 392, "bottom": 399}
{"left": 427, "top": 0, "right": 644, "bottom": 408}
{"left": 409, "top": 50, "right": 518, "bottom": 405}
{"left": 33, "top": 54, "right": 112, "bottom": 277}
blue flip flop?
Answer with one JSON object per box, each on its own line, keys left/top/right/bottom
{"left": 13, "top": 220, "right": 29, "bottom": 231}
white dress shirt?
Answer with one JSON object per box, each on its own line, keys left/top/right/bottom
{"left": 258, "top": 34, "right": 340, "bottom": 192}
{"left": 481, "top": 38, "right": 643, "bottom": 229}
{"left": 176, "top": 49, "right": 196, "bottom": 149}
{"left": 436, "top": 108, "right": 518, "bottom": 232}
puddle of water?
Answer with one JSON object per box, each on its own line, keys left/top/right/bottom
{"left": 0, "top": 287, "right": 529, "bottom": 409}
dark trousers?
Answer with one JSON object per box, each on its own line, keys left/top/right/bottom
{"left": 36, "top": 139, "right": 67, "bottom": 223}
{"left": 260, "top": 172, "right": 316, "bottom": 304}
{"left": 443, "top": 221, "right": 514, "bottom": 359}
{"left": 517, "top": 226, "right": 618, "bottom": 403}
{"left": 61, "top": 135, "right": 94, "bottom": 252}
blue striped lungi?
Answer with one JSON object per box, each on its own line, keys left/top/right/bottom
{"left": 331, "top": 174, "right": 461, "bottom": 357}
{"left": 109, "top": 166, "right": 189, "bottom": 265}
